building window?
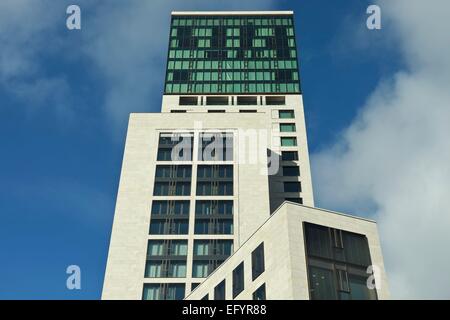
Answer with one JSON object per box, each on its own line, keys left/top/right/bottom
{"left": 151, "top": 200, "right": 190, "bottom": 216}
{"left": 192, "top": 261, "right": 210, "bottom": 278}
{"left": 157, "top": 133, "right": 193, "bottom": 161}
{"left": 201, "top": 294, "right": 209, "bottom": 300}
{"left": 237, "top": 96, "right": 257, "bottom": 105}
{"left": 232, "top": 262, "right": 245, "bottom": 298}
{"left": 197, "top": 165, "right": 233, "bottom": 178}
{"left": 194, "top": 240, "right": 233, "bottom": 256}
{"left": 281, "top": 151, "right": 298, "bottom": 161}
{"left": 196, "top": 200, "right": 233, "bottom": 216}
{"left": 253, "top": 283, "right": 266, "bottom": 300}
{"left": 252, "top": 243, "right": 265, "bottom": 280}
{"left": 191, "top": 283, "right": 200, "bottom": 291}
{"left": 206, "top": 96, "right": 229, "bottom": 105}
{"left": 142, "top": 283, "right": 185, "bottom": 300}
{"left": 149, "top": 219, "right": 189, "bottom": 235}
{"left": 214, "top": 280, "right": 226, "bottom": 300}
{"left": 284, "top": 181, "right": 301, "bottom": 192}
{"left": 196, "top": 181, "right": 233, "bottom": 196}
{"left": 304, "top": 223, "right": 377, "bottom": 300}
{"left": 281, "top": 137, "right": 297, "bottom": 147}
{"left": 155, "top": 165, "right": 192, "bottom": 179}
{"left": 197, "top": 165, "right": 233, "bottom": 196}
{"left": 279, "top": 110, "right": 294, "bottom": 119}
{"left": 280, "top": 123, "right": 296, "bottom": 132}
{"left": 179, "top": 96, "right": 198, "bottom": 105}
{"left": 198, "top": 132, "right": 233, "bottom": 161}
{"left": 282, "top": 166, "right": 300, "bottom": 176}
{"left": 266, "top": 96, "right": 285, "bottom": 105}
{"left": 165, "top": 16, "right": 300, "bottom": 95}
{"left": 195, "top": 219, "right": 233, "bottom": 235}
{"left": 147, "top": 240, "right": 188, "bottom": 257}
{"left": 153, "top": 182, "right": 191, "bottom": 196}
{"left": 144, "top": 260, "right": 186, "bottom": 278}
{"left": 285, "top": 197, "right": 303, "bottom": 204}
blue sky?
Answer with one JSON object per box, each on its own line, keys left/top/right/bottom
{"left": 1, "top": 0, "right": 449, "bottom": 299}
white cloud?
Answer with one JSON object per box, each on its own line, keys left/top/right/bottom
{"left": 0, "top": 1, "right": 75, "bottom": 117}
{"left": 1, "top": 0, "right": 276, "bottom": 133}
{"left": 81, "top": 0, "right": 277, "bottom": 135}
{"left": 311, "top": 0, "right": 450, "bottom": 299}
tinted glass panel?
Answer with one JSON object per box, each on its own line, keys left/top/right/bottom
{"left": 165, "top": 15, "right": 301, "bottom": 94}
{"left": 232, "top": 262, "right": 245, "bottom": 298}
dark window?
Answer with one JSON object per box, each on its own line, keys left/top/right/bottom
{"left": 232, "top": 262, "right": 245, "bottom": 298}
{"left": 195, "top": 219, "right": 233, "bottom": 235}
{"left": 153, "top": 181, "right": 191, "bottom": 196}
{"left": 208, "top": 110, "right": 226, "bottom": 113}
{"left": 157, "top": 133, "right": 193, "bottom": 161}
{"left": 144, "top": 260, "right": 186, "bottom": 278}
{"left": 196, "top": 200, "right": 233, "bottom": 216}
{"left": 191, "top": 283, "right": 200, "bottom": 290}
{"left": 279, "top": 110, "right": 294, "bottom": 119}
{"left": 280, "top": 123, "right": 296, "bottom": 132}
{"left": 304, "top": 223, "right": 377, "bottom": 300}
{"left": 155, "top": 165, "right": 191, "bottom": 179}
{"left": 196, "top": 181, "right": 233, "bottom": 196}
{"left": 308, "top": 266, "right": 337, "bottom": 300}
{"left": 239, "top": 110, "right": 257, "bottom": 113}
{"left": 197, "top": 165, "right": 233, "bottom": 178}
{"left": 237, "top": 96, "right": 257, "bottom": 105}
{"left": 253, "top": 283, "right": 266, "bottom": 300}
{"left": 281, "top": 137, "right": 297, "bottom": 147}
{"left": 284, "top": 181, "right": 301, "bottom": 192}
{"left": 194, "top": 240, "right": 234, "bottom": 256}
{"left": 266, "top": 96, "right": 286, "bottom": 105}
{"left": 206, "top": 96, "right": 229, "bottom": 105}
{"left": 281, "top": 151, "right": 298, "bottom": 161}
{"left": 171, "top": 110, "right": 187, "bottom": 113}
{"left": 153, "top": 166, "right": 192, "bottom": 196}
{"left": 142, "top": 283, "right": 185, "bottom": 300}
{"left": 157, "top": 148, "right": 172, "bottom": 161}
{"left": 192, "top": 259, "right": 226, "bottom": 278}
{"left": 199, "top": 132, "right": 233, "bottom": 161}
{"left": 305, "top": 223, "right": 333, "bottom": 260}
{"left": 151, "top": 200, "right": 190, "bottom": 216}
{"left": 285, "top": 197, "right": 303, "bottom": 204}
{"left": 149, "top": 219, "right": 189, "bottom": 235}
{"left": 252, "top": 243, "right": 265, "bottom": 280}
{"left": 201, "top": 294, "right": 209, "bottom": 300}
{"left": 282, "top": 166, "right": 300, "bottom": 176}
{"left": 214, "top": 280, "right": 226, "bottom": 300}
{"left": 146, "top": 240, "right": 188, "bottom": 257}
{"left": 179, "top": 96, "right": 198, "bottom": 105}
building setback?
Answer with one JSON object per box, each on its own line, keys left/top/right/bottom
{"left": 102, "top": 11, "right": 389, "bottom": 300}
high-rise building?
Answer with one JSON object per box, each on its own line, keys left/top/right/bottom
{"left": 102, "top": 11, "right": 389, "bottom": 300}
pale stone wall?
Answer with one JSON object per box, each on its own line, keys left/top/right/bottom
{"left": 102, "top": 112, "right": 272, "bottom": 299}
{"left": 161, "top": 94, "right": 315, "bottom": 210}
{"left": 186, "top": 202, "right": 390, "bottom": 300}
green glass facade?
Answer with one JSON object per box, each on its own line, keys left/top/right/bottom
{"left": 165, "top": 14, "right": 301, "bottom": 95}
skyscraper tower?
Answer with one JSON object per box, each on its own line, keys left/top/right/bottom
{"left": 102, "top": 11, "right": 389, "bottom": 300}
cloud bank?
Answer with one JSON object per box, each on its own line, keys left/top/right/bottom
{"left": 0, "top": 0, "right": 276, "bottom": 133}
{"left": 312, "top": 0, "right": 450, "bottom": 299}
{"left": 82, "top": 0, "right": 276, "bottom": 133}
